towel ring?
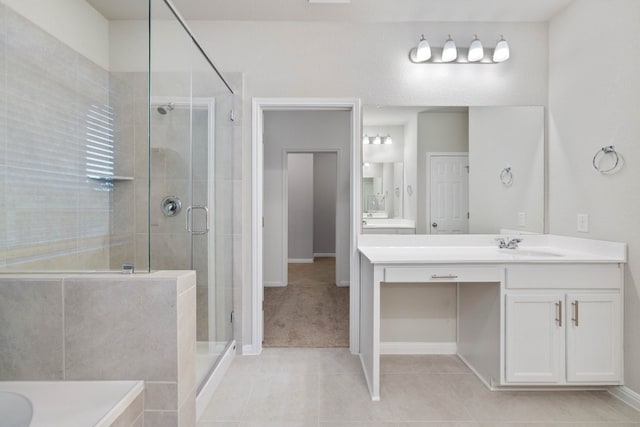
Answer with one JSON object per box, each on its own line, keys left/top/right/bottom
{"left": 593, "top": 145, "right": 620, "bottom": 173}
{"left": 500, "top": 167, "right": 513, "bottom": 186}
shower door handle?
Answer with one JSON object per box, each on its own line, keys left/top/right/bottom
{"left": 186, "top": 206, "right": 210, "bottom": 235}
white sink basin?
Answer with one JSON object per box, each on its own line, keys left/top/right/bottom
{"left": 499, "top": 248, "right": 564, "bottom": 257}
{"left": 0, "top": 391, "right": 33, "bottom": 427}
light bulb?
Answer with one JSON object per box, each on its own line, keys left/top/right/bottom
{"left": 384, "top": 134, "right": 393, "bottom": 145}
{"left": 442, "top": 35, "right": 457, "bottom": 62}
{"left": 493, "top": 35, "right": 510, "bottom": 62}
{"left": 362, "top": 134, "right": 369, "bottom": 145}
{"left": 373, "top": 134, "right": 382, "bottom": 145}
{"left": 415, "top": 35, "right": 431, "bottom": 62}
{"left": 468, "top": 34, "right": 484, "bottom": 62}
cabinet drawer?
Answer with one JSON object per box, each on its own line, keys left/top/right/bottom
{"left": 384, "top": 266, "right": 502, "bottom": 283}
{"left": 506, "top": 264, "right": 621, "bottom": 289}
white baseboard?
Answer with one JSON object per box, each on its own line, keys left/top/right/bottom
{"left": 314, "top": 253, "right": 336, "bottom": 258}
{"left": 196, "top": 340, "right": 236, "bottom": 421}
{"left": 609, "top": 385, "right": 640, "bottom": 412}
{"left": 263, "top": 281, "right": 286, "bottom": 287}
{"left": 288, "top": 258, "right": 314, "bottom": 263}
{"left": 337, "top": 280, "right": 350, "bottom": 287}
{"left": 380, "top": 341, "right": 457, "bottom": 355}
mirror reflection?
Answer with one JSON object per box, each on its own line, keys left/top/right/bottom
{"left": 363, "top": 162, "right": 404, "bottom": 218}
{"left": 362, "top": 106, "right": 545, "bottom": 235}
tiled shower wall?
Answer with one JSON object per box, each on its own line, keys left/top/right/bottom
{"left": 0, "top": 3, "right": 140, "bottom": 271}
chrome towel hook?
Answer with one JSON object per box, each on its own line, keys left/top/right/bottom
{"left": 593, "top": 145, "right": 621, "bottom": 174}
{"left": 500, "top": 166, "right": 513, "bottom": 186}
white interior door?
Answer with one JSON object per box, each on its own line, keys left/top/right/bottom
{"left": 428, "top": 154, "right": 469, "bottom": 234}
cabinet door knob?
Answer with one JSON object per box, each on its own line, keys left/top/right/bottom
{"left": 432, "top": 222, "right": 438, "bottom": 228}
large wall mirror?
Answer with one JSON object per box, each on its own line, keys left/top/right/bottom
{"left": 362, "top": 106, "right": 545, "bottom": 235}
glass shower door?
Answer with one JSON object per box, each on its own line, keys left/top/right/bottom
{"left": 150, "top": 0, "right": 234, "bottom": 393}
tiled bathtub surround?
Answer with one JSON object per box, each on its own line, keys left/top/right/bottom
{"left": 0, "top": 271, "right": 196, "bottom": 427}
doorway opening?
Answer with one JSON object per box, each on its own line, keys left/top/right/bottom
{"left": 263, "top": 151, "right": 346, "bottom": 347}
{"left": 250, "top": 98, "right": 361, "bottom": 355}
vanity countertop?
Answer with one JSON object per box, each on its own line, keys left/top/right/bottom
{"left": 358, "top": 234, "right": 626, "bottom": 264}
{"left": 362, "top": 218, "right": 416, "bottom": 229}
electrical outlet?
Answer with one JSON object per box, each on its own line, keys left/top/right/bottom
{"left": 577, "top": 214, "right": 589, "bottom": 233}
{"left": 518, "top": 212, "right": 526, "bottom": 227}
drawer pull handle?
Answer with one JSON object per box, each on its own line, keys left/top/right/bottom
{"left": 572, "top": 301, "right": 579, "bottom": 327}
{"left": 556, "top": 301, "right": 562, "bottom": 327}
{"left": 430, "top": 274, "right": 459, "bottom": 279}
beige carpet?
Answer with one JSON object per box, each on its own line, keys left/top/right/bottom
{"left": 263, "top": 257, "right": 349, "bottom": 348}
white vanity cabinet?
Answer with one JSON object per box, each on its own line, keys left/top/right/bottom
{"left": 357, "top": 235, "right": 626, "bottom": 400}
{"left": 504, "top": 264, "right": 623, "bottom": 386}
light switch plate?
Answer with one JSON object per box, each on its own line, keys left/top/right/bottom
{"left": 577, "top": 214, "right": 589, "bottom": 233}
{"left": 518, "top": 212, "right": 526, "bottom": 227}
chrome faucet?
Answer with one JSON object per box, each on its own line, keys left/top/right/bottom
{"left": 496, "top": 237, "right": 523, "bottom": 249}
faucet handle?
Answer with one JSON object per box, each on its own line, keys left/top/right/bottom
{"left": 495, "top": 237, "right": 507, "bottom": 248}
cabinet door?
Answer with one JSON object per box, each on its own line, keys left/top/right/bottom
{"left": 566, "top": 293, "right": 622, "bottom": 383}
{"left": 506, "top": 294, "right": 564, "bottom": 383}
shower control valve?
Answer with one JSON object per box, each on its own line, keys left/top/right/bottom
{"left": 161, "top": 196, "right": 182, "bottom": 217}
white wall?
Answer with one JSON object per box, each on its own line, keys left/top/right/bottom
{"left": 417, "top": 111, "right": 469, "bottom": 234}
{"left": 548, "top": 0, "right": 640, "bottom": 394}
{"left": 108, "top": 18, "right": 549, "bottom": 346}
{"left": 263, "top": 110, "right": 350, "bottom": 286}
{"left": 469, "top": 106, "right": 545, "bottom": 234}
{"left": 1, "top": 0, "right": 109, "bottom": 69}
{"left": 313, "top": 153, "right": 337, "bottom": 256}
{"left": 287, "top": 153, "right": 314, "bottom": 261}
{"left": 404, "top": 117, "right": 418, "bottom": 222}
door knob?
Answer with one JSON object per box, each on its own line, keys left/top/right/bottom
{"left": 432, "top": 222, "right": 438, "bottom": 228}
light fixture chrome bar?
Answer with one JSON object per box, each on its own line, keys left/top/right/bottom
{"left": 161, "top": 0, "right": 234, "bottom": 94}
{"left": 409, "top": 47, "right": 499, "bottom": 64}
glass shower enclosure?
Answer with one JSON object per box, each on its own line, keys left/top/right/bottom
{"left": 0, "top": 0, "right": 234, "bottom": 393}
{"left": 149, "top": 0, "right": 235, "bottom": 390}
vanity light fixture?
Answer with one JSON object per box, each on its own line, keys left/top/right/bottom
{"left": 442, "top": 35, "right": 458, "bottom": 62}
{"left": 362, "top": 134, "right": 370, "bottom": 145}
{"left": 467, "top": 34, "right": 484, "bottom": 62}
{"left": 372, "top": 134, "right": 382, "bottom": 145}
{"left": 383, "top": 134, "right": 393, "bottom": 145}
{"left": 415, "top": 35, "right": 432, "bottom": 62}
{"left": 409, "top": 34, "right": 509, "bottom": 64}
{"left": 493, "top": 35, "right": 510, "bottom": 63}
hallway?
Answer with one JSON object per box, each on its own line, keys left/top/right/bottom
{"left": 263, "top": 258, "right": 349, "bottom": 347}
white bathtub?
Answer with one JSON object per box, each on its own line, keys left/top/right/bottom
{"left": 0, "top": 381, "right": 143, "bottom": 427}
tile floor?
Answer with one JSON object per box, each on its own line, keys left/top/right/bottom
{"left": 198, "top": 348, "right": 640, "bottom": 426}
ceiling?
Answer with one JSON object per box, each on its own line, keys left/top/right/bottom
{"left": 87, "top": 0, "right": 573, "bottom": 22}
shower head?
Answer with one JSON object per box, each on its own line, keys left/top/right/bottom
{"left": 157, "top": 102, "right": 174, "bottom": 115}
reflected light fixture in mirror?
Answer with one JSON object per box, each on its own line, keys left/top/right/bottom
{"left": 468, "top": 34, "right": 484, "bottom": 62}
{"left": 493, "top": 35, "right": 510, "bottom": 63}
{"left": 384, "top": 134, "right": 393, "bottom": 144}
{"left": 416, "top": 35, "right": 432, "bottom": 62}
{"left": 363, "top": 134, "right": 370, "bottom": 145}
{"left": 442, "top": 35, "right": 458, "bottom": 62}
{"left": 372, "top": 134, "right": 382, "bottom": 144}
